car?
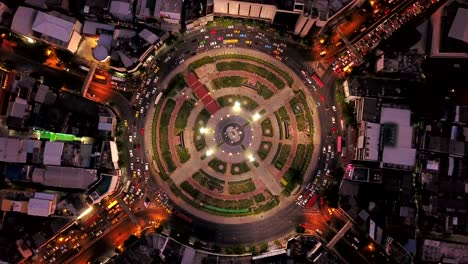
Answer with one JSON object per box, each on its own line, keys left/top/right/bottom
{"left": 316, "top": 229, "right": 323, "bottom": 235}
{"left": 129, "top": 150, "right": 133, "bottom": 157}
{"left": 332, "top": 105, "right": 336, "bottom": 111}
{"left": 320, "top": 50, "right": 327, "bottom": 57}
{"left": 200, "top": 28, "right": 206, "bottom": 32}
{"left": 233, "top": 29, "right": 240, "bottom": 33}
{"left": 214, "top": 45, "right": 220, "bottom": 49}
{"left": 210, "top": 41, "right": 216, "bottom": 46}
{"left": 331, "top": 117, "right": 336, "bottom": 124}
{"left": 328, "top": 145, "right": 332, "bottom": 152}
{"left": 130, "top": 162, "right": 134, "bottom": 170}
{"left": 322, "top": 179, "right": 328, "bottom": 187}
{"left": 245, "top": 40, "right": 251, "bottom": 44}
{"left": 275, "top": 55, "right": 282, "bottom": 61}
{"left": 154, "top": 66, "right": 160, "bottom": 73}
{"left": 217, "top": 36, "right": 224, "bottom": 41}
{"left": 95, "top": 231, "right": 103, "bottom": 237}
{"left": 199, "top": 40, "right": 206, "bottom": 45}
{"left": 228, "top": 25, "right": 234, "bottom": 29}
{"left": 145, "top": 163, "right": 149, "bottom": 170}
{"left": 305, "top": 183, "right": 312, "bottom": 190}
{"left": 140, "top": 128, "right": 145, "bottom": 135}
{"left": 210, "top": 30, "right": 217, "bottom": 35}
{"left": 136, "top": 189, "right": 141, "bottom": 196}
{"left": 264, "top": 44, "right": 272, "bottom": 49}
{"left": 123, "top": 120, "right": 128, "bottom": 127}
{"left": 239, "top": 33, "right": 246, "bottom": 38}
{"left": 153, "top": 76, "right": 159, "bottom": 84}
{"left": 140, "top": 106, "right": 144, "bottom": 114}
{"left": 204, "top": 35, "right": 209, "bottom": 39}
{"left": 273, "top": 50, "right": 280, "bottom": 55}
{"left": 225, "top": 33, "right": 233, "bottom": 37}
{"left": 129, "top": 135, "right": 132, "bottom": 143}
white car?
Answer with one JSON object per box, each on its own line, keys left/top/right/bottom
{"left": 145, "top": 163, "right": 149, "bottom": 171}
{"left": 129, "top": 135, "right": 132, "bottom": 143}
{"left": 331, "top": 117, "right": 336, "bottom": 124}
{"left": 210, "top": 41, "right": 216, "bottom": 46}
{"left": 129, "top": 150, "right": 133, "bottom": 157}
{"left": 153, "top": 76, "right": 159, "bottom": 84}
{"left": 332, "top": 106, "right": 337, "bottom": 111}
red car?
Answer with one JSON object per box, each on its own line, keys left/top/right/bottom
{"left": 320, "top": 95, "right": 326, "bottom": 103}
{"left": 140, "top": 128, "right": 145, "bottom": 135}
{"left": 217, "top": 36, "right": 223, "bottom": 41}
{"left": 210, "top": 30, "right": 217, "bottom": 35}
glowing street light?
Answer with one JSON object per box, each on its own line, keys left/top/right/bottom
{"left": 248, "top": 154, "right": 255, "bottom": 162}
{"left": 77, "top": 206, "right": 93, "bottom": 220}
{"left": 252, "top": 113, "right": 261, "bottom": 121}
{"left": 206, "top": 149, "right": 214, "bottom": 157}
{"left": 199, "top": 127, "right": 207, "bottom": 134}
{"left": 233, "top": 101, "right": 241, "bottom": 111}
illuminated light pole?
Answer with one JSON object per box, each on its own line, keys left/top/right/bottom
{"left": 233, "top": 101, "right": 241, "bottom": 112}
{"left": 252, "top": 112, "right": 261, "bottom": 122}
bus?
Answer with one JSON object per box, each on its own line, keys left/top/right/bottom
{"left": 82, "top": 214, "right": 99, "bottom": 228}
{"left": 78, "top": 65, "right": 90, "bottom": 72}
{"left": 111, "top": 75, "right": 126, "bottom": 82}
{"left": 154, "top": 92, "right": 163, "bottom": 106}
{"left": 107, "top": 200, "right": 118, "bottom": 209}
{"left": 336, "top": 136, "right": 342, "bottom": 153}
{"left": 123, "top": 180, "right": 131, "bottom": 193}
{"left": 306, "top": 194, "right": 319, "bottom": 208}
{"left": 223, "top": 39, "right": 239, "bottom": 44}
{"left": 311, "top": 74, "right": 324, "bottom": 88}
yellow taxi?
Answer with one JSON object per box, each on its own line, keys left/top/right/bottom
{"left": 245, "top": 40, "right": 252, "bottom": 45}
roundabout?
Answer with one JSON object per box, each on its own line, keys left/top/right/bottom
{"left": 141, "top": 46, "right": 323, "bottom": 244}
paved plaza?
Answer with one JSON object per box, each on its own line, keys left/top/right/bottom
{"left": 144, "top": 48, "right": 322, "bottom": 223}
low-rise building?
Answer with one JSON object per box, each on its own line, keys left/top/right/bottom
{"left": 11, "top": 7, "right": 82, "bottom": 53}
{"left": 31, "top": 166, "right": 98, "bottom": 189}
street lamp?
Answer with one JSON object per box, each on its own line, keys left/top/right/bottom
{"left": 252, "top": 113, "right": 261, "bottom": 121}
{"left": 233, "top": 101, "right": 241, "bottom": 111}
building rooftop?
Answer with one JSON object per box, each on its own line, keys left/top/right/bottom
{"left": 32, "top": 11, "right": 77, "bottom": 43}
{"left": 448, "top": 7, "right": 468, "bottom": 44}
{"left": 110, "top": 0, "right": 132, "bottom": 16}
{"left": 344, "top": 76, "right": 410, "bottom": 100}
{"left": 138, "top": 29, "right": 159, "bottom": 45}
{"left": 27, "top": 198, "right": 53, "bottom": 217}
{"left": 380, "top": 107, "right": 416, "bottom": 168}
{"left": 11, "top": 6, "right": 37, "bottom": 36}
{"left": 83, "top": 21, "right": 115, "bottom": 36}
{"left": 32, "top": 166, "right": 98, "bottom": 189}
{"left": 43, "top": 141, "right": 64, "bottom": 166}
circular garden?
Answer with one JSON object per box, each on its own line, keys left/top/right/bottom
{"left": 150, "top": 52, "right": 317, "bottom": 217}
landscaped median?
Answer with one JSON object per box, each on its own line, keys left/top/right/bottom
{"left": 170, "top": 180, "right": 280, "bottom": 217}
{"left": 193, "top": 109, "right": 210, "bottom": 151}
{"left": 159, "top": 99, "right": 177, "bottom": 172}
{"left": 188, "top": 54, "right": 294, "bottom": 87}
{"left": 216, "top": 61, "right": 285, "bottom": 89}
